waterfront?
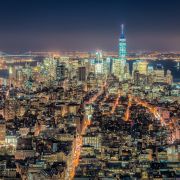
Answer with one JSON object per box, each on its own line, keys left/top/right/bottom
{"left": 128, "top": 59, "right": 180, "bottom": 82}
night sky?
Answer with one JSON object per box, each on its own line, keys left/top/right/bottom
{"left": 0, "top": 0, "right": 180, "bottom": 52}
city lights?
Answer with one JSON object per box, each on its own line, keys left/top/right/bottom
{"left": 0, "top": 1, "right": 179, "bottom": 179}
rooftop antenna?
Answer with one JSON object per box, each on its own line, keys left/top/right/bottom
{"left": 121, "top": 24, "right": 125, "bottom": 38}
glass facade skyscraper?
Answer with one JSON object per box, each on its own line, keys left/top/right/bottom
{"left": 119, "top": 24, "right": 127, "bottom": 65}
{"left": 114, "top": 24, "right": 127, "bottom": 81}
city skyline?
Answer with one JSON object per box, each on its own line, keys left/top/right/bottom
{"left": 0, "top": 0, "right": 180, "bottom": 52}
{"left": 0, "top": 47, "right": 179, "bottom": 179}
{"left": 0, "top": 1, "right": 179, "bottom": 179}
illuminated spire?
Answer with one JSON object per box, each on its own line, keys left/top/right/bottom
{"left": 119, "top": 24, "right": 126, "bottom": 59}
{"left": 120, "top": 24, "right": 125, "bottom": 39}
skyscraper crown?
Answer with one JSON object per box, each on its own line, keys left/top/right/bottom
{"left": 120, "top": 24, "right": 125, "bottom": 39}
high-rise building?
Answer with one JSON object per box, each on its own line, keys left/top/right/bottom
{"left": 124, "top": 63, "right": 130, "bottom": 79}
{"left": 42, "top": 57, "right": 56, "bottom": 80}
{"left": 119, "top": 24, "right": 127, "bottom": 63}
{"left": 153, "top": 64, "right": 165, "bottom": 83}
{"left": 96, "top": 50, "right": 103, "bottom": 61}
{"left": 106, "top": 57, "right": 113, "bottom": 74}
{"left": 0, "top": 116, "right": 6, "bottom": 145}
{"left": 78, "top": 66, "right": 86, "bottom": 81}
{"left": 147, "top": 65, "right": 154, "bottom": 74}
{"left": 56, "top": 61, "right": 66, "bottom": 81}
{"left": 87, "top": 72, "right": 97, "bottom": 90}
{"left": 113, "top": 24, "right": 127, "bottom": 81}
{"left": 166, "top": 70, "right": 173, "bottom": 85}
{"left": 133, "top": 70, "right": 140, "bottom": 86}
{"left": 119, "top": 24, "right": 127, "bottom": 79}
{"left": 139, "top": 61, "right": 148, "bottom": 75}
{"left": 95, "top": 51, "right": 103, "bottom": 75}
{"left": 112, "top": 60, "right": 121, "bottom": 78}
{"left": 133, "top": 69, "right": 148, "bottom": 86}
{"left": 133, "top": 60, "right": 148, "bottom": 75}
{"left": 95, "top": 63, "right": 103, "bottom": 75}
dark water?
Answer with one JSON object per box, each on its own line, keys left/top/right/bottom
{"left": 129, "top": 60, "right": 180, "bottom": 82}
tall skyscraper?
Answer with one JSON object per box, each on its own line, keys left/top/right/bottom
{"left": 166, "top": 70, "right": 173, "bottom": 85}
{"left": 95, "top": 51, "right": 103, "bottom": 75}
{"left": 78, "top": 66, "right": 86, "bottom": 82}
{"left": 56, "top": 61, "right": 66, "bottom": 81}
{"left": 133, "top": 61, "right": 148, "bottom": 75}
{"left": 153, "top": 64, "right": 165, "bottom": 83}
{"left": 119, "top": 24, "right": 127, "bottom": 65}
{"left": 0, "top": 116, "right": 6, "bottom": 145}
{"left": 103, "top": 57, "right": 112, "bottom": 75}
{"left": 113, "top": 24, "right": 127, "bottom": 81}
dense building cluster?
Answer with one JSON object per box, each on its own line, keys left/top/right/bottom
{"left": 75, "top": 90, "right": 179, "bottom": 179}
{"left": 0, "top": 26, "right": 179, "bottom": 180}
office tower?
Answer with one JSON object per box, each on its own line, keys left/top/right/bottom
{"left": 147, "top": 65, "right": 154, "bottom": 74}
{"left": 8, "top": 66, "right": 17, "bottom": 86}
{"left": 95, "top": 51, "right": 103, "bottom": 75}
{"left": 133, "top": 60, "right": 148, "bottom": 75}
{"left": 8, "top": 66, "right": 13, "bottom": 79}
{"left": 133, "top": 70, "right": 140, "bottom": 86}
{"left": 87, "top": 72, "right": 97, "bottom": 90}
{"left": 95, "top": 63, "right": 103, "bottom": 75}
{"left": 78, "top": 66, "right": 86, "bottom": 81}
{"left": 138, "top": 61, "right": 148, "bottom": 75}
{"left": 42, "top": 57, "right": 56, "bottom": 81}
{"left": 119, "top": 24, "right": 127, "bottom": 64}
{"left": 105, "top": 57, "right": 112, "bottom": 74}
{"left": 147, "top": 73, "right": 154, "bottom": 85}
{"left": 113, "top": 24, "right": 127, "bottom": 81}
{"left": 0, "top": 116, "right": 6, "bottom": 144}
{"left": 112, "top": 59, "right": 121, "bottom": 78}
{"left": 102, "top": 57, "right": 111, "bottom": 76}
{"left": 21, "top": 64, "right": 33, "bottom": 90}
{"left": 56, "top": 61, "right": 66, "bottom": 81}
{"left": 96, "top": 50, "right": 103, "bottom": 61}
{"left": 153, "top": 64, "right": 165, "bottom": 83}
{"left": 89, "top": 58, "right": 96, "bottom": 74}
{"left": 119, "top": 24, "right": 127, "bottom": 80}
{"left": 133, "top": 70, "right": 148, "bottom": 86}
{"left": 83, "top": 59, "right": 91, "bottom": 75}
{"left": 69, "top": 59, "right": 79, "bottom": 79}
{"left": 166, "top": 70, "right": 173, "bottom": 85}
{"left": 16, "top": 69, "right": 24, "bottom": 82}
{"left": 124, "top": 63, "right": 130, "bottom": 79}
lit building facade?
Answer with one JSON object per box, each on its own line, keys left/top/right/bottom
{"left": 78, "top": 66, "right": 86, "bottom": 82}
{"left": 82, "top": 133, "right": 102, "bottom": 152}
{"left": 133, "top": 60, "right": 148, "bottom": 75}
{"left": 95, "top": 51, "right": 103, "bottom": 75}
{"left": 166, "top": 70, "right": 173, "bottom": 85}
{"left": 0, "top": 118, "right": 6, "bottom": 145}
{"left": 153, "top": 65, "right": 165, "bottom": 83}
{"left": 119, "top": 24, "right": 127, "bottom": 63}
{"left": 56, "top": 61, "right": 66, "bottom": 81}
{"left": 113, "top": 24, "right": 127, "bottom": 81}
